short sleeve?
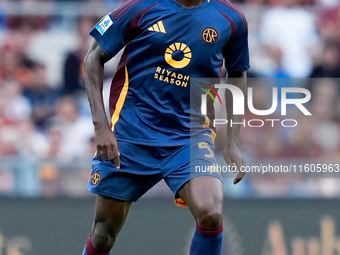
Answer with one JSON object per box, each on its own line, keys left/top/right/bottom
{"left": 223, "top": 16, "right": 250, "bottom": 72}
{"left": 90, "top": 2, "right": 147, "bottom": 57}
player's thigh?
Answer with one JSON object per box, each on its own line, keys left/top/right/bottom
{"left": 166, "top": 132, "right": 223, "bottom": 213}
{"left": 177, "top": 175, "right": 223, "bottom": 222}
{"left": 92, "top": 194, "right": 132, "bottom": 236}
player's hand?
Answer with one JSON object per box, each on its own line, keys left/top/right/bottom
{"left": 94, "top": 127, "right": 120, "bottom": 169}
{"left": 223, "top": 142, "right": 246, "bottom": 185}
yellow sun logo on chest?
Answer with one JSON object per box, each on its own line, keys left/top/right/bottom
{"left": 165, "top": 43, "right": 192, "bottom": 69}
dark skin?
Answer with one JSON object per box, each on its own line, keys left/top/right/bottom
{"left": 85, "top": 41, "right": 125, "bottom": 251}
{"left": 225, "top": 71, "right": 247, "bottom": 184}
{"left": 84, "top": 36, "right": 246, "bottom": 253}
{"left": 84, "top": 41, "right": 120, "bottom": 168}
{"left": 176, "top": 0, "right": 205, "bottom": 7}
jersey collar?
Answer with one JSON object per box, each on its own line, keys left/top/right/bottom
{"left": 169, "top": 0, "right": 211, "bottom": 13}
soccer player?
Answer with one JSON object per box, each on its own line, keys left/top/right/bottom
{"left": 81, "top": 0, "right": 249, "bottom": 253}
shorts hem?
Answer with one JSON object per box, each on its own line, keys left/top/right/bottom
{"left": 87, "top": 187, "right": 135, "bottom": 202}
{"left": 172, "top": 174, "right": 223, "bottom": 197}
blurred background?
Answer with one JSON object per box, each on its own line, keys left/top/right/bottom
{"left": 0, "top": 0, "right": 340, "bottom": 254}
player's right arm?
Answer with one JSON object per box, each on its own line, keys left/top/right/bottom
{"left": 84, "top": 40, "right": 120, "bottom": 168}
{"left": 85, "top": 1, "right": 155, "bottom": 166}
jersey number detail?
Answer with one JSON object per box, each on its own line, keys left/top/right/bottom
{"left": 198, "top": 142, "right": 214, "bottom": 158}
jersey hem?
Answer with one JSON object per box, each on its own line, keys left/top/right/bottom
{"left": 114, "top": 128, "right": 212, "bottom": 146}
{"left": 115, "top": 136, "right": 191, "bottom": 146}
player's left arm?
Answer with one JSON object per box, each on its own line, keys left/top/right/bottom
{"left": 223, "top": 70, "right": 247, "bottom": 184}
{"left": 222, "top": 10, "right": 249, "bottom": 184}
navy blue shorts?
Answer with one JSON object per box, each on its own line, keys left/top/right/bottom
{"left": 87, "top": 132, "right": 222, "bottom": 202}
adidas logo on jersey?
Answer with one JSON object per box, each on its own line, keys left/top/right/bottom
{"left": 148, "top": 21, "right": 166, "bottom": 33}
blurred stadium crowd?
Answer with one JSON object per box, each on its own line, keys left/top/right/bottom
{"left": 0, "top": 0, "right": 339, "bottom": 197}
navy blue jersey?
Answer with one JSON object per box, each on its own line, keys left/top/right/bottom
{"left": 90, "top": 0, "right": 250, "bottom": 146}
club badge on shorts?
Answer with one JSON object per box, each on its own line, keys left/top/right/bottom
{"left": 91, "top": 172, "right": 101, "bottom": 186}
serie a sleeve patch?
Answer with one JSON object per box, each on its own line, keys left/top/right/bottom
{"left": 96, "top": 15, "right": 113, "bottom": 36}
